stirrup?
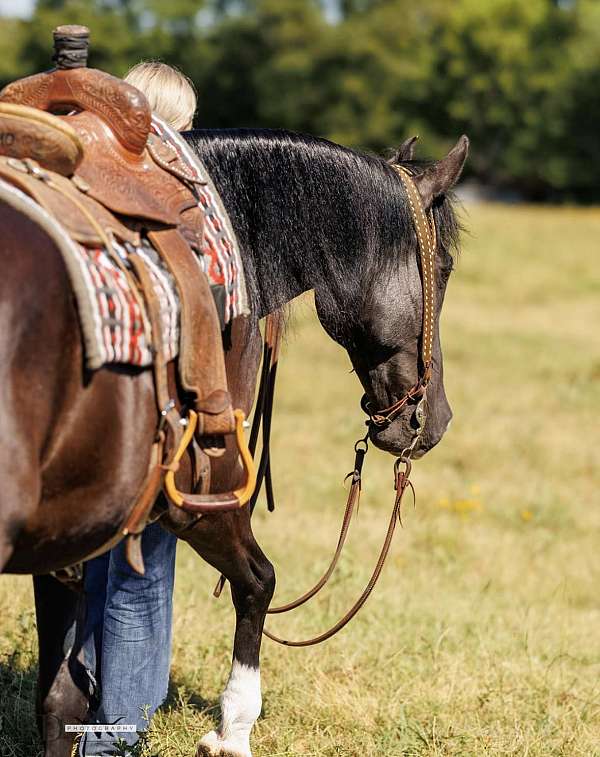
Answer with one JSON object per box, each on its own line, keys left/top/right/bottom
{"left": 164, "top": 409, "right": 257, "bottom": 514}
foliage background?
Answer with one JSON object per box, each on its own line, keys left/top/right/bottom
{"left": 0, "top": 0, "right": 598, "bottom": 201}
{"left": 0, "top": 3, "right": 599, "bottom": 756}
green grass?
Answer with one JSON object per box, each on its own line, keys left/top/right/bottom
{"left": 2, "top": 203, "right": 600, "bottom": 756}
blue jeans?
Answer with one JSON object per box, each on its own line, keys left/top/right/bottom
{"left": 79, "top": 522, "right": 177, "bottom": 756}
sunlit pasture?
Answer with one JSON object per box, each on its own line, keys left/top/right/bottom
{"left": 1, "top": 203, "right": 599, "bottom": 756}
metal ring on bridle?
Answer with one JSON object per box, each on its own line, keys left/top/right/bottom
{"left": 354, "top": 436, "right": 369, "bottom": 453}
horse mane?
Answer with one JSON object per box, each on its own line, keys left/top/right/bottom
{"left": 185, "top": 128, "right": 460, "bottom": 328}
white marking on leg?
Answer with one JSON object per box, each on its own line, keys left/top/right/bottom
{"left": 198, "top": 659, "right": 261, "bottom": 757}
{"left": 220, "top": 660, "right": 261, "bottom": 745}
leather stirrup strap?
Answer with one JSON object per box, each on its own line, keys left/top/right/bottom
{"left": 121, "top": 441, "right": 166, "bottom": 574}
{"left": 123, "top": 252, "right": 183, "bottom": 573}
{"left": 131, "top": 251, "right": 246, "bottom": 517}
{"left": 148, "top": 228, "right": 235, "bottom": 436}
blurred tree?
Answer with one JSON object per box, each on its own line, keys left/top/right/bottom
{"left": 315, "top": 0, "right": 447, "bottom": 152}
{"left": 251, "top": 0, "right": 327, "bottom": 131}
{"left": 556, "top": 0, "right": 600, "bottom": 199}
{"left": 199, "top": 0, "right": 326, "bottom": 130}
{"left": 0, "top": 19, "right": 29, "bottom": 83}
{"left": 427, "top": 0, "right": 578, "bottom": 198}
{"left": 336, "top": 0, "right": 388, "bottom": 15}
{"left": 0, "top": 0, "right": 598, "bottom": 199}
{"left": 197, "top": 13, "right": 266, "bottom": 127}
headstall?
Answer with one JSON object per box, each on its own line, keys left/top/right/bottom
{"left": 362, "top": 164, "right": 437, "bottom": 448}
{"left": 214, "top": 163, "right": 439, "bottom": 647}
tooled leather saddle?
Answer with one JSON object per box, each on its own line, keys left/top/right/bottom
{"left": 0, "top": 25, "right": 256, "bottom": 567}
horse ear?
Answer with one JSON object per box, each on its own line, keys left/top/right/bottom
{"left": 395, "top": 135, "right": 419, "bottom": 162}
{"left": 413, "top": 135, "right": 469, "bottom": 209}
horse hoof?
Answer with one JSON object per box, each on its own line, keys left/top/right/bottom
{"left": 197, "top": 730, "right": 252, "bottom": 757}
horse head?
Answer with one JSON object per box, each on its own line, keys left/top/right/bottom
{"left": 315, "top": 136, "right": 469, "bottom": 458}
{"left": 188, "top": 128, "right": 468, "bottom": 459}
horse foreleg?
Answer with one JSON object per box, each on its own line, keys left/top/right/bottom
{"left": 34, "top": 574, "right": 91, "bottom": 757}
{"left": 190, "top": 512, "right": 275, "bottom": 757}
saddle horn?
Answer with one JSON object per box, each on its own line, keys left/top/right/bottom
{"left": 0, "top": 25, "right": 151, "bottom": 155}
{"left": 52, "top": 24, "right": 90, "bottom": 70}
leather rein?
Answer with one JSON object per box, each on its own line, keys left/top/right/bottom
{"left": 215, "top": 165, "right": 438, "bottom": 646}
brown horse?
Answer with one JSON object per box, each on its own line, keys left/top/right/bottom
{"left": 1, "top": 129, "right": 468, "bottom": 757}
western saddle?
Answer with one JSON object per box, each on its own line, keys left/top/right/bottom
{"left": 0, "top": 25, "right": 255, "bottom": 571}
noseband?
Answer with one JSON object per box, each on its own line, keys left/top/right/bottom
{"left": 362, "top": 164, "right": 437, "bottom": 447}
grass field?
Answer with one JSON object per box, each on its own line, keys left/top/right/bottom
{"left": 1, "top": 203, "right": 599, "bottom": 756}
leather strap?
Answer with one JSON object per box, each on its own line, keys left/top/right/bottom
{"left": 262, "top": 457, "right": 414, "bottom": 647}
{"left": 249, "top": 313, "right": 282, "bottom": 514}
{"left": 266, "top": 438, "right": 366, "bottom": 615}
{"left": 148, "top": 228, "right": 236, "bottom": 436}
{"left": 121, "top": 440, "right": 166, "bottom": 574}
{"left": 364, "top": 165, "right": 437, "bottom": 428}
{"left": 147, "top": 133, "right": 205, "bottom": 187}
{"left": 394, "top": 165, "right": 436, "bottom": 377}
{"left": 213, "top": 311, "right": 282, "bottom": 599}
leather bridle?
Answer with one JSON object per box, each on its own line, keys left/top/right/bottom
{"left": 213, "top": 163, "right": 440, "bottom": 646}
{"left": 361, "top": 164, "right": 437, "bottom": 441}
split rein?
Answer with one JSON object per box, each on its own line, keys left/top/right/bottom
{"left": 215, "top": 165, "right": 437, "bottom": 647}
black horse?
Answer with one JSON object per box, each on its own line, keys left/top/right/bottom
{"left": 26, "top": 128, "right": 468, "bottom": 757}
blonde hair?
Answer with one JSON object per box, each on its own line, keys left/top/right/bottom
{"left": 124, "top": 61, "right": 197, "bottom": 131}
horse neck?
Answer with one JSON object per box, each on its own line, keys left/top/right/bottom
{"left": 188, "top": 129, "right": 387, "bottom": 320}
{"left": 233, "top": 197, "right": 362, "bottom": 321}
{"left": 241, "top": 226, "right": 342, "bottom": 319}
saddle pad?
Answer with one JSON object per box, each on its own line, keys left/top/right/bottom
{"left": 80, "top": 240, "right": 180, "bottom": 367}
{"left": 0, "top": 178, "right": 179, "bottom": 369}
{"left": 151, "top": 116, "right": 249, "bottom": 323}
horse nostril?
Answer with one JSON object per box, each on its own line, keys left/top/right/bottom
{"left": 360, "top": 394, "right": 372, "bottom": 415}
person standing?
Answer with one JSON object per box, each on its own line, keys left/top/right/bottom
{"left": 78, "top": 62, "right": 197, "bottom": 757}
